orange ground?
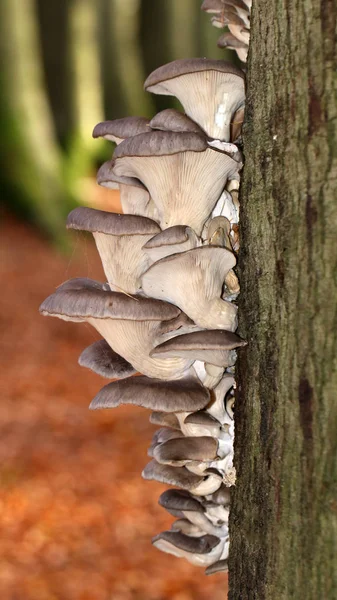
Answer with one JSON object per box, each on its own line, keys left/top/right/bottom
{"left": 0, "top": 214, "right": 228, "bottom": 600}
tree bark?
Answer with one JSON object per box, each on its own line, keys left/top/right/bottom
{"left": 229, "top": 1, "right": 337, "bottom": 599}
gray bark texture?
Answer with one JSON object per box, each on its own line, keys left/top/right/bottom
{"left": 229, "top": 1, "right": 337, "bottom": 599}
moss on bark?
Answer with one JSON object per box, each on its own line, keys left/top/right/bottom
{"left": 229, "top": 1, "right": 337, "bottom": 598}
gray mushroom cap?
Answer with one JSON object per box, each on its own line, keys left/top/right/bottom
{"left": 151, "top": 329, "right": 246, "bottom": 366}
{"left": 144, "top": 59, "right": 245, "bottom": 141}
{"left": 205, "top": 560, "right": 228, "bottom": 575}
{"left": 97, "top": 159, "right": 146, "bottom": 190}
{"left": 153, "top": 436, "right": 219, "bottom": 466}
{"left": 89, "top": 374, "right": 211, "bottom": 412}
{"left": 149, "top": 109, "right": 204, "bottom": 134}
{"left": 149, "top": 411, "right": 181, "bottom": 430}
{"left": 142, "top": 460, "right": 222, "bottom": 495}
{"left": 39, "top": 278, "right": 179, "bottom": 322}
{"left": 78, "top": 339, "right": 136, "bottom": 379}
{"left": 152, "top": 531, "right": 220, "bottom": 555}
{"left": 93, "top": 116, "right": 150, "bottom": 144}
{"left": 148, "top": 428, "right": 184, "bottom": 457}
{"left": 143, "top": 225, "right": 201, "bottom": 262}
{"left": 159, "top": 489, "right": 204, "bottom": 513}
{"left": 114, "top": 130, "right": 208, "bottom": 158}
{"left": 67, "top": 207, "right": 160, "bottom": 236}
{"left": 183, "top": 411, "right": 222, "bottom": 438}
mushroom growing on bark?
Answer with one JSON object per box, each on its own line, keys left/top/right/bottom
{"left": 39, "top": 1, "right": 247, "bottom": 576}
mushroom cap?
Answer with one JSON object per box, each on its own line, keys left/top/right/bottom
{"left": 144, "top": 59, "right": 245, "bottom": 141}
{"left": 205, "top": 560, "right": 228, "bottom": 575}
{"left": 149, "top": 411, "right": 181, "bottom": 430}
{"left": 143, "top": 225, "right": 200, "bottom": 262}
{"left": 114, "top": 130, "right": 208, "bottom": 158}
{"left": 153, "top": 436, "right": 218, "bottom": 465}
{"left": 201, "top": 0, "right": 225, "bottom": 13}
{"left": 171, "top": 519, "right": 205, "bottom": 537}
{"left": 97, "top": 159, "right": 146, "bottom": 190}
{"left": 39, "top": 278, "right": 180, "bottom": 322}
{"left": 148, "top": 428, "right": 184, "bottom": 457}
{"left": 217, "top": 31, "right": 248, "bottom": 49}
{"left": 93, "top": 116, "right": 150, "bottom": 143}
{"left": 78, "top": 339, "right": 136, "bottom": 379}
{"left": 208, "top": 484, "right": 231, "bottom": 506}
{"left": 152, "top": 531, "right": 219, "bottom": 555}
{"left": 89, "top": 374, "right": 211, "bottom": 412}
{"left": 151, "top": 329, "right": 246, "bottom": 366}
{"left": 183, "top": 411, "right": 221, "bottom": 438}
{"left": 149, "top": 109, "right": 204, "bottom": 134}
{"left": 141, "top": 247, "right": 238, "bottom": 331}
{"left": 206, "top": 374, "right": 235, "bottom": 423}
{"left": 142, "top": 460, "right": 204, "bottom": 490}
{"left": 144, "top": 58, "right": 244, "bottom": 90}
{"left": 66, "top": 207, "right": 160, "bottom": 236}
{"left": 159, "top": 489, "right": 204, "bottom": 513}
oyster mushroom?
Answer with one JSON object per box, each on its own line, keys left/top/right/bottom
{"left": 113, "top": 130, "right": 241, "bottom": 235}
{"left": 206, "top": 374, "right": 235, "bottom": 423}
{"left": 89, "top": 373, "right": 211, "bottom": 412}
{"left": 182, "top": 411, "right": 222, "bottom": 438}
{"left": 151, "top": 329, "right": 246, "bottom": 367}
{"left": 141, "top": 247, "right": 238, "bottom": 330}
{"left": 39, "top": 278, "right": 193, "bottom": 380}
{"left": 159, "top": 489, "right": 228, "bottom": 537}
{"left": 149, "top": 108, "right": 204, "bottom": 134}
{"left": 149, "top": 411, "right": 181, "bottom": 430}
{"left": 142, "top": 460, "right": 222, "bottom": 495}
{"left": 152, "top": 531, "right": 225, "bottom": 567}
{"left": 171, "top": 519, "right": 205, "bottom": 537}
{"left": 78, "top": 339, "right": 136, "bottom": 379}
{"left": 96, "top": 159, "right": 159, "bottom": 221}
{"left": 92, "top": 116, "right": 150, "bottom": 144}
{"left": 143, "top": 225, "right": 201, "bottom": 263}
{"left": 144, "top": 58, "right": 245, "bottom": 141}
{"left": 205, "top": 559, "right": 229, "bottom": 575}
{"left": 67, "top": 207, "right": 160, "bottom": 294}
{"left": 153, "top": 436, "right": 219, "bottom": 467}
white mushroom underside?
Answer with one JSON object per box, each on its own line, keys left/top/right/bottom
{"left": 119, "top": 184, "right": 160, "bottom": 222}
{"left": 148, "top": 72, "right": 245, "bottom": 141}
{"left": 93, "top": 232, "right": 156, "bottom": 294}
{"left": 113, "top": 150, "right": 239, "bottom": 235}
{"left": 88, "top": 318, "right": 193, "bottom": 380}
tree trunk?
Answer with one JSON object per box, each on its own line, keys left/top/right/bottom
{"left": 229, "top": 1, "right": 337, "bottom": 599}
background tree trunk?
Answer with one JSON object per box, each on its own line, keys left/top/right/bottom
{"left": 229, "top": 1, "right": 337, "bottom": 599}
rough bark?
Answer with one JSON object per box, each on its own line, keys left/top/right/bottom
{"left": 229, "top": 1, "right": 337, "bottom": 599}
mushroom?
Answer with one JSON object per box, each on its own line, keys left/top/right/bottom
{"left": 92, "top": 116, "right": 150, "bottom": 144}
{"left": 89, "top": 373, "right": 211, "bottom": 413}
{"left": 141, "top": 247, "right": 238, "bottom": 331}
{"left": 112, "top": 130, "right": 241, "bottom": 235}
{"left": 153, "top": 436, "right": 219, "bottom": 467}
{"left": 142, "top": 225, "right": 201, "bottom": 263}
{"left": 148, "top": 428, "right": 184, "bottom": 457}
{"left": 151, "top": 329, "right": 246, "bottom": 367}
{"left": 205, "top": 559, "right": 229, "bottom": 575}
{"left": 144, "top": 59, "right": 245, "bottom": 141}
{"left": 149, "top": 109, "right": 204, "bottom": 134}
{"left": 96, "top": 159, "right": 159, "bottom": 221}
{"left": 182, "top": 411, "right": 222, "bottom": 438}
{"left": 39, "top": 278, "right": 194, "bottom": 380}
{"left": 207, "top": 484, "right": 231, "bottom": 506}
{"left": 159, "top": 489, "right": 228, "bottom": 537}
{"left": 217, "top": 32, "right": 248, "bottom": 64}
{"left": 78, "top": 339, "right": 136, "bottom": 379}
{"left": 142, "top": 460, "right": 222, "bottom": 495}
{"left": 149, "top": 411, "right": 181, "bottom": 430}
{"left": 152, "top": 531, "right": 225, "bottom": 567}
{"left": 67, "top": 207, "right": 160, "bottom": 294}
{"left": 171, "top": 519, "right": 206, "bottom": 537}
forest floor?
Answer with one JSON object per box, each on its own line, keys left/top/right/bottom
{"left": 0, "top": 213, "right": 228, "bottom": 600}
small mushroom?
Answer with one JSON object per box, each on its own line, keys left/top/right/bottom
{"left": 148, "top": 428, "right": 184, "bottom": 457}
{"left": 152, "top": 531, "right": 224, "bottom": 567}
{"left": 67, "top": 207, "right": 160, "bottom": 294}
{"left": 78, "top": 339, "right": 136, "bottom": 379}
{"left": 93, "top": 116, "right": 150, "bottom": 144}
{"left": 150, "top": 108, "right": 205, "bottom": 134}
{"left": 142, "top": 460, "right": 222, "bottom": 495}
{"left": 171, "top": 519, "right": 205, "bottom": 537}
{"left": 183, "top": 411, "right": 222, "bottom": 438}
{"left": 89, "top": 373, "right": 210, "bottom": 412}
{"left": 143, "top": 225, "right": 201, "bottom": 263}
{"left": 141, "top": 247, "right": 238, "bottom": 331}
{"left": 113, "top": 130, "right": 240, "bottom": 235}
{"left": 159, "top": 489, "right": 227, "bottom": 537}
{"left": 206, "top": 374, "right": 235, "bottom": 423}
{"left": 153, "top": 436, "right": 219, "bottom": 467}
{"left": 151, "top": 329, "right": 246, "bottom": 367}
{"left": 39, "top": 278, "right": 193, "bottom": 380}
{"left": 144, "top": 59, "right": 245, "bottom": 141}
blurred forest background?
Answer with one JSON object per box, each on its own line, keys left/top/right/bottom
{"left": 0, "top": 0, "right": 233, "bottom": 244}
{"left": 0, "top": 2, "right": 236, "bottom": 599}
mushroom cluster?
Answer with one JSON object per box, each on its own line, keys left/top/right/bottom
{"left": 201, "top": 0, "right": 251, "bottom": 62}
{"left": 40, "top": 56, "right": 246, "bottom": 575}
